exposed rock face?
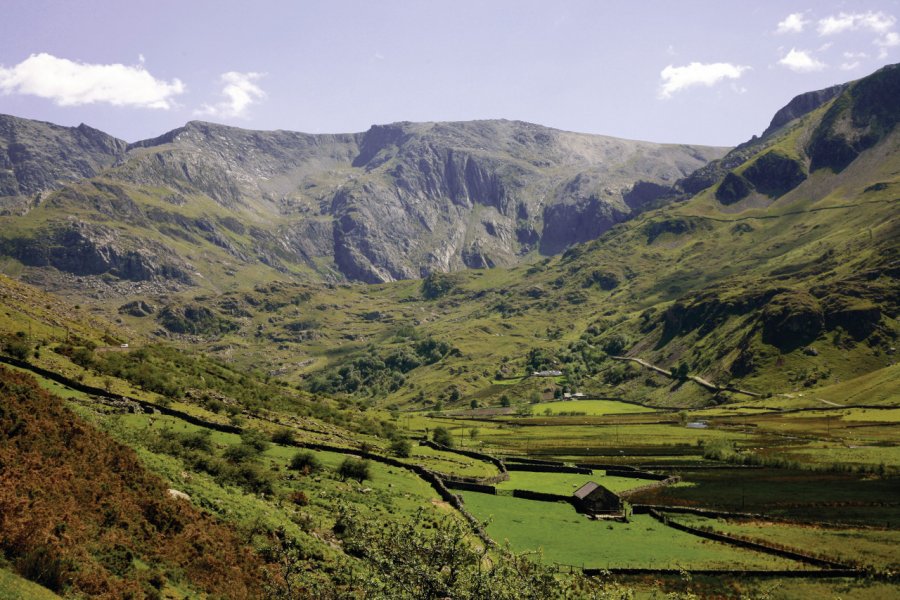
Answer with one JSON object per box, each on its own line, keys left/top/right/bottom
{"left": 742, "top": 152, "right": 807, "bottom": 197}
{"left": 0, "top": 116, "right": 726, "bottom": 284}
{"left": 715, "top": 172, "right": 753, "bottom": 205}
{"left": 679, "top": 82, "right": 849, "bottom": 197}
{"left": 2, "top": 220, "right": 192, "bottom": 283}
{"left": 119, "top": 300, "right": 156, "bottom": 317}
{"left": 540, "top": 196, "right": 624, "bottom": 255}
{"left": 0, "top": 115, "right": 125, "bottom": 198}
{"left": 809, "top": 64, "right": 900, "bottom": 173}
{"left": 761, "top": 291, "right": 825, "bottom": 350}
{"left": 762, "top": 84, "right": 848, "bottom": 138}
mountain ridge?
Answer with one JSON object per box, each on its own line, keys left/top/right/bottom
{"left": 0, "top": 115, "right": 726, "bottom": 286}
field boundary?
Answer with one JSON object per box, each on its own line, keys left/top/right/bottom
{"left": 0, "top": 357, "right": 499, "bottom": 547}
{"left": 419, "top": 439, "right": 508, "bottom": 474}
{"left": 648, "top": 509, "right": 850, "bottom": 569}
{"left": 506, "top": 463, "right": 593, "bottom": 474}
{"left": 619, "top": 476, "right": 682, "bottom": 498}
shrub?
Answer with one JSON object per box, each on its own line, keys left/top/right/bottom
{"left": 338, "top": 458, "right": 371, "bottom": 483}
{"left": 288, "top": 451, "right": 321, "bottom": 474}
{"left": 2, "top": 335, "right": 31, "bottom": 361}
{"left": 289, "top": 491, "right": 309, "bottom": 506}
{"left": 432, "top": 427, "right": 453, "bottom": 447}
{"left": 180, "top": 430, "right": 213, "bottom": 453}
{"left": 270, "top": 428, "right": 295, "bottom": 444}
{"left": 223, "top": 443, "right": 259, "bottom": 464}
{"left": 239, "top": 429, "right": 271, "bottom": 453}
{"left": 421, "top": 272, "right": 457, "bottom": 299}
{"left": 389, "top": 438, "right": 411, "bottom": 458}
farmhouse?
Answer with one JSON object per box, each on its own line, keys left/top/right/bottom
{"left": 532, "top": 370, "right": 563, "bottom": 377}
{"left": 572, "top": 481, "right": 623, "bottom": 515}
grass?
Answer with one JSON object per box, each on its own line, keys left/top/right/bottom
{"left": 81, "top": 407, "right": 452, "bottom": 546}
{"left": 0, "top": 568, "right": 62, "bottom": 600}
{"left": 405, "top": 443, "right": 500, "bottom": 478}
{"left": 532, "top": 399, "right": 655, "bottom": 416}
{"left": 629, "top": 467, "right": 900, "bottom": 526}
{"left": 668, "top": 514, "right": 900, "bottom": 572}
{"left": 458, "top": 493, "right": 801, "bottom": 570}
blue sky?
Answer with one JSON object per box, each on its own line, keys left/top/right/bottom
{"left": 1, "top": 1, "right": 898, "bottom": 146}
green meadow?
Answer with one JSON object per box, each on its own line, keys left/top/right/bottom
{"left": 458, "top": 492, "right": 800, "bottom": 570}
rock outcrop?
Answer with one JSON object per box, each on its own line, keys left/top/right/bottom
{"left": 0, "top": 116, "right": 727, "bottom": 284}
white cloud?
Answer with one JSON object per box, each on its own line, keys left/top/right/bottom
{"left": 778, "top": 48, "right": 827, "bottom": 73}
{"left": 0, "top": 53, "right": 184, "bottom": 108}
{"left": 840, "top": 61, "right": 861, "bottom": 71}
{"left": 843, "top": 51, "right": 868, "bottom": 58}
{"left": 195, "top": 71, "right": 266, "bottom": 119}
{"left": 875, "top": 31, "right": 900, "bottom": 48}
{"left": 658, "top": 62, "right": 749, "bottom": 99}
{"left": 818, "top": 11, "right": 896, "bottom": 35}
{"left": 776, "top": 13, "right": 809, "bottom": 34}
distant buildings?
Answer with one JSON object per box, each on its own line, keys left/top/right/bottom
{"left": 532, "top": 370, "right": 563, "bottom": 377}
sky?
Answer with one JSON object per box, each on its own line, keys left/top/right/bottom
{"left": 1, "top": 0, "right": 898, "bottom": 147}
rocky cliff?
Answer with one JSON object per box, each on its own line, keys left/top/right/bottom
{"left": 0, "top": 115, "right": 126, "bottom": 208}
{"left": 0, "top": 116, "right": 725, "bottom": 285}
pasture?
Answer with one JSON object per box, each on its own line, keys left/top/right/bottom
{"left": 458, "top": 492, "right": 801, "bottom": 570}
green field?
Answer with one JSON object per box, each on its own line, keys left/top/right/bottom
{"left": 667, "top": 514, "right": 900, "bottom": 572}
{"left": 533, "top": 399, "right": 655, "bottom": 416}
{"left": 628, "top": 468, "right": 900, "bottom": 525}
{"left": 459, "top": 492, "right": 801, "bottom": 569}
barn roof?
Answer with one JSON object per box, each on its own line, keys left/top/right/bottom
{"left": 573, "top": 481, "right": 600, "bottom": 499}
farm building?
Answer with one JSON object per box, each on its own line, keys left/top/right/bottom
{"left": 572, "top": 481, "right": 623, "bottom": 515}
{"left": 532, "top": 370, "right": 563, "bottom": 377}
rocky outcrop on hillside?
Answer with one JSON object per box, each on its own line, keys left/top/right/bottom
{"left": 0, "top": 115, "right": 125, "bottom": 199}
{"left": 1, "top": 220, "right": 192, "bottom": 283}
{"left": 809, "top": 63, "right": 900, "bottom": 172}
{"left": 761, "top": 84, "right": 848, "bottom": 138}
{"left": 0, "top": 116, "right": 726, "bottom": 284}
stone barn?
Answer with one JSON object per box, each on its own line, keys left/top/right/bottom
{"left": 572, "top": 481, "right": 623, "bottom": 515}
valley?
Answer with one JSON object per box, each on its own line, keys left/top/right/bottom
{"left": 0, "top": 62, "right": 898, "bottom": 599}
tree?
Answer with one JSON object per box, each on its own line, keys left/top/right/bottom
{"left": 333, "top": 507, "right": 631, "bottom": 599}
{"left": 432, "top": 427, "right": 453, "bottom": 447}
{"left": 499, "top": 394, "right": 511, "bottom": 407}
{"left": 389, "top": 438, "right": 412, "bottom": 458}
{"left": 338, "top": 457, "right": 370, "bottom": 483}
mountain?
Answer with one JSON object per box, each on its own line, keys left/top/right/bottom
{"left": 0, "top": 117, "right": 724, "bottom": 289}
{"left": 0, "top": 65, "right": 897, "bottom": 407}
{"left": 132, "top": 64, "right": 896, "bottom": 407}
{"left": 0, "top": 115, "right": 125, "bottom": 209}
